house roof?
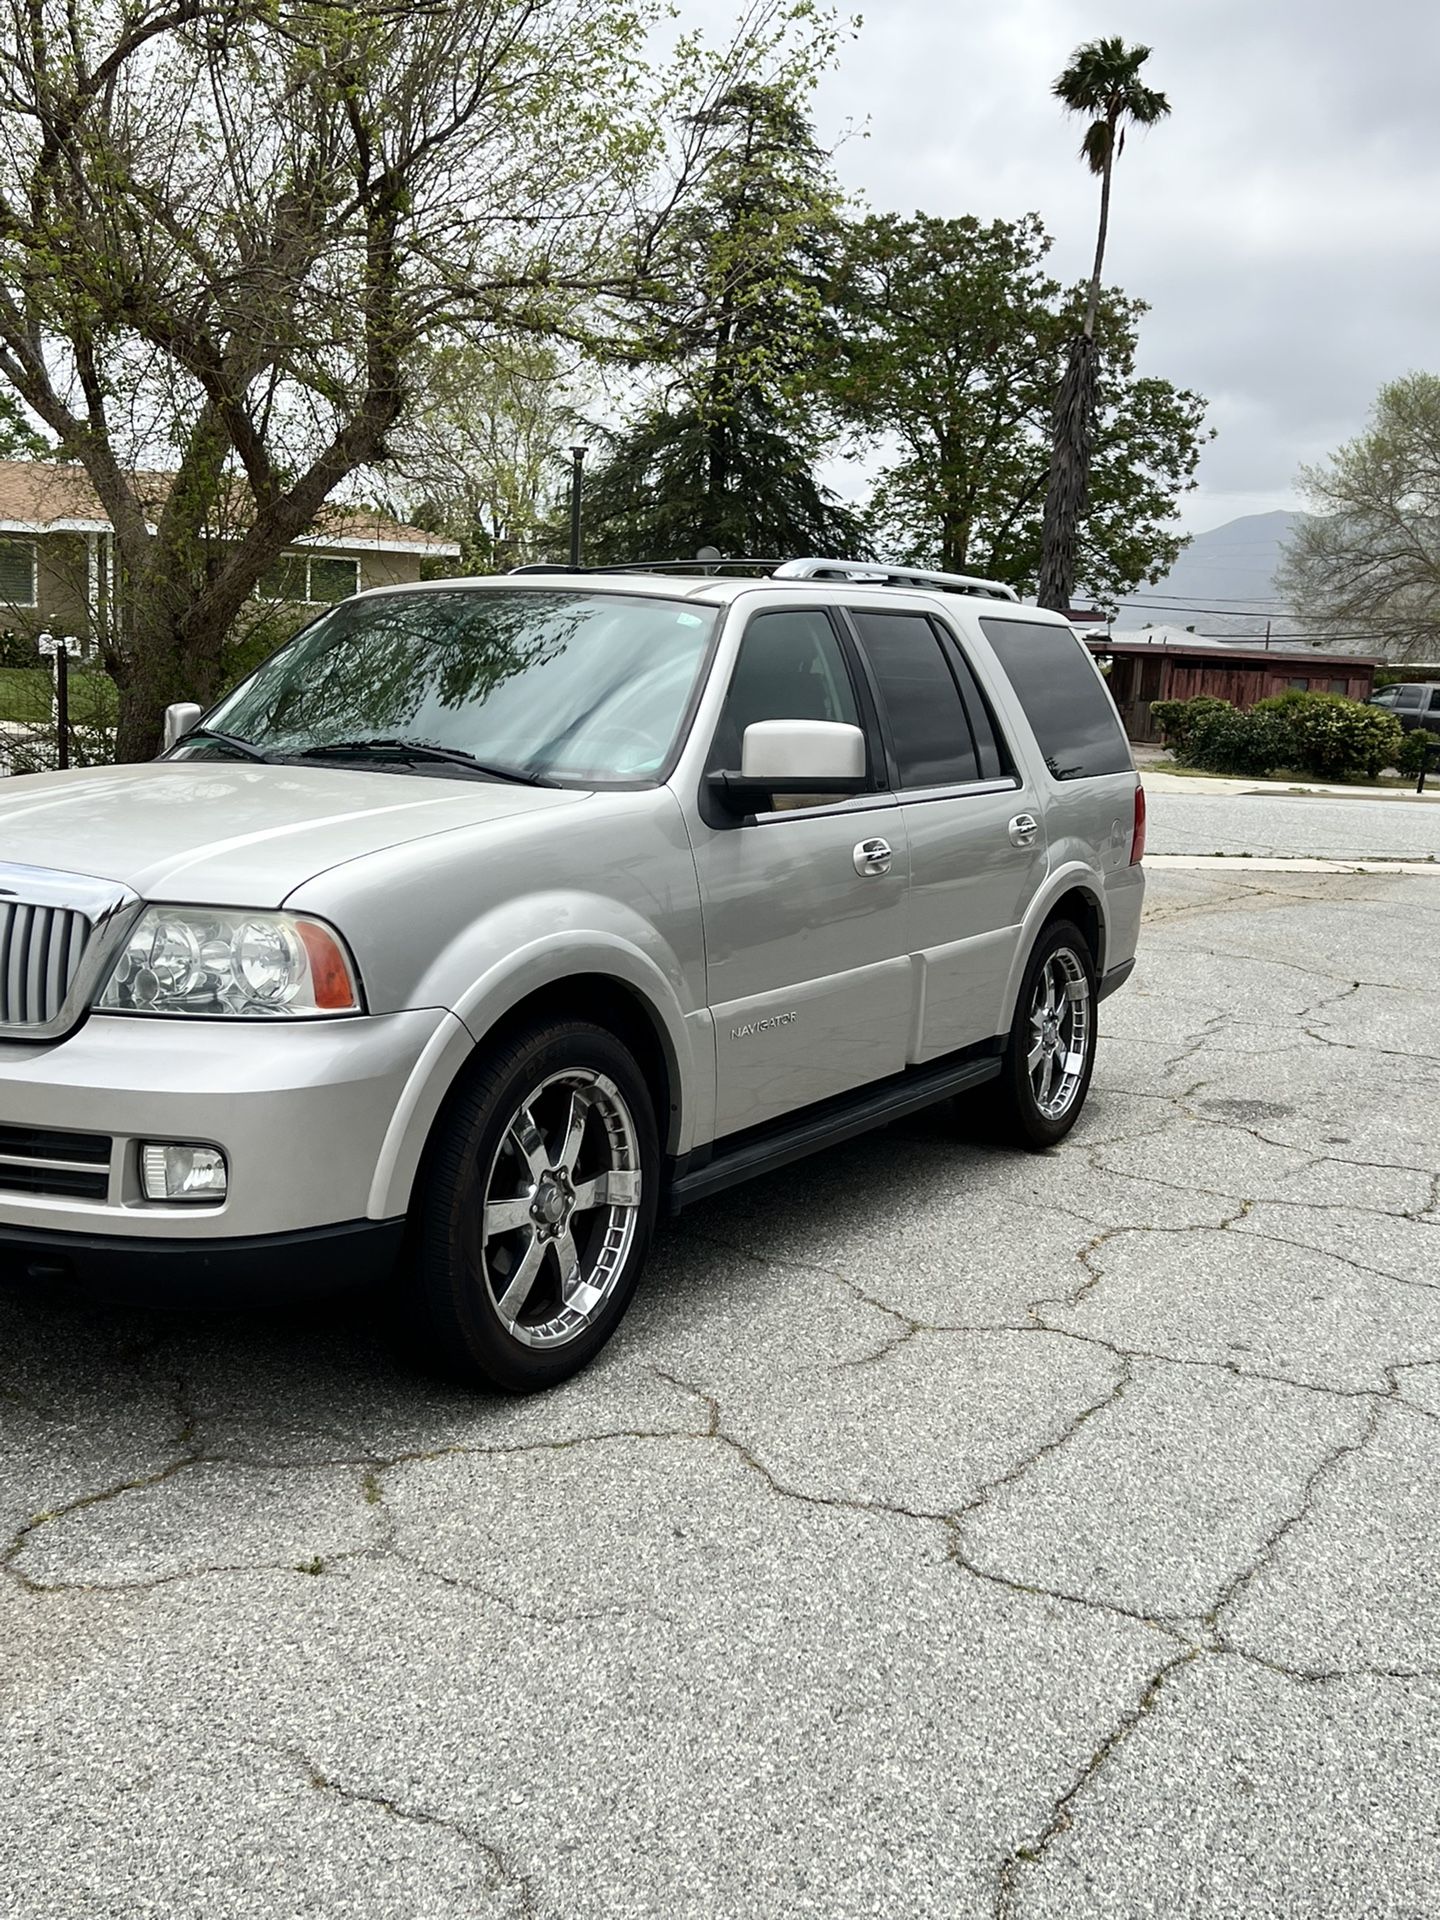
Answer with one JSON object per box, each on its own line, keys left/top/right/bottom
{"left": 1087, "top": 635, "right": 1380, "bottom": 671}
{"left": 0, "top": 460, "right": 460, "bottom": 556}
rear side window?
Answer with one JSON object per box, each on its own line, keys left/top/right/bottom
{"left": 980, "top": 618, "right": 1132, "bottom": 781}
{"left": 850, "top": 610, "right": 979, "bottom": 788}
{"left": 1430, "top": 689, "right": 1440, "bottom": 711}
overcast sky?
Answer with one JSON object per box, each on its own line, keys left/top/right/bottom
{"left": 693, "top": 0, "right": 1440, "bottom": 533}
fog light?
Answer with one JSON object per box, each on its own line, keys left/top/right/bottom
{"left": 140, "top": 1143, "right": 228, "bottom": 1203}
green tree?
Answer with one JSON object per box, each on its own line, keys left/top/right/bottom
{"left": 1278, "top": 373, "right": 1440, "bottom": 659}
{"left": 585, "top": 82, "right": 865, "bottom": 563}
{"left": 0, "top": 0, "right": 837, "bottom": 757}
{"left": 0, "top": 392, "right": 49, "bottom": 460}
{"left": 1036, "top": 37, "right": 1171, "bottom": 612}
{"left": 828, "top": 212, "right": 1206, "bottom": 596}
{"left": 386, "top": 340, "right": 577, "bottom": 574}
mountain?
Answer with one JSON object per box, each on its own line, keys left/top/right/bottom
{"left": 1109, "top": 510, "right": 1302, "bottom": 638}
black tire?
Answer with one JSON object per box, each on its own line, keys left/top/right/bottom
{"left": 412, "top": 1018, "right": 659, "bottom": 1392}
{"left": 988, "top": 918, "right": 1098, "bottom": 1150}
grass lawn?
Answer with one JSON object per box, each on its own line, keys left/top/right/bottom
{"left": 1148, "top": 755, "right": 1424, "bottom": 790}
{"left": 0, "top": 665, "right": 118, "bottom": 727}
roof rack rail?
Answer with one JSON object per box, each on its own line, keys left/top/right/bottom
{"left": 508, "top": 558, "right": 784, "bottom": 577}
{"left": 772, "top": 558, "right": 1018, "bottom": 602}
{"left": 506, "top": 556, "right": 1019, "bottom": 600}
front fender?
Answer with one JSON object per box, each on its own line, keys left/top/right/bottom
{"left": 367, "top": 897, "right": 710, "bottom": 1217}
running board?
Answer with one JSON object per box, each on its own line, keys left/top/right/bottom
{"left": 665, "top": 1052, "right": 1003, "bottom": 1215}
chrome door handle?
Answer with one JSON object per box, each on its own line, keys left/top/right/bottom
{"left": 853, "top": 837, "right": 893, "bottom": 877}
{"left": 1008, "top": 813, "right": 1039, "bottom": 848}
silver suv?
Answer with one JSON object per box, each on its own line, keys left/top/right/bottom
{"left": 0, "top": 559, "right": 1145, "bottom": 1390}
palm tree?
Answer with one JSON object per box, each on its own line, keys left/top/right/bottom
{"left": 1036, "top": 38, "right": 1170, "bottom": 612}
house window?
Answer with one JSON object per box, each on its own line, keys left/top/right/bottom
{"left": 308, "top": 556, "right": 359, "bottom": 603}
{"left": 1285, "top": 677, "right": 1310, "bottom": 691}
{"left": 256, "top": 553, "right": 359, "bottom": 605}
{"left": 1327, "top": 679, "right": 1348, "bottom": 694}
{"left": 0, "top": 538, "right": 37, "bottom": 607}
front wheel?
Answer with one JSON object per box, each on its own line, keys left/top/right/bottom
{"left": 989, "top": 919, "right": 1097, "bottom": 1150}
{"left": 412, "top": 1019, "right": 659, "bottom": 1392}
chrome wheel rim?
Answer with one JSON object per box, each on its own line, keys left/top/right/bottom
{"left": 480, "top": 1069, "right": 642, "bottom": 1350}
{"left": 1027, "top": 947, "right": 1091, "bottom": 1121}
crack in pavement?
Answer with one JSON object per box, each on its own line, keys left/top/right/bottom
{"left": 992, "top": 1647, "right": 1201, "bottom": 1919}
{"left": 258, "top": 1740, "right": 537, "bottom": 1914}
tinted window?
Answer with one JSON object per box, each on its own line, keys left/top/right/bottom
{"left": 935, "top": 624, "right": 1010, "bottom": 780}
{"left": 708, "top": 611, "right": 866, "bottom": 813}
{"left": 1429, "top": 689, "right": 1440, "bottom": 711}
{"left": 851, "top": 611, "right": 979, "bottom": 788}
{"left": 980, "top": 617, "right": 1132, "bottom": 781}
{"left": 1394, "top": 686, "right": 1424, "bottom": 709}
{"left": 713, "top": 610, "right": 859, "bottom": 756}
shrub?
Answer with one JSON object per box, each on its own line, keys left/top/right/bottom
{"left": 1254, "top": 691, "right": 1403, "bottom": 782}
{"left": 1184, "top": 704, "right": 1292, "bottom": 777}
{"left": 1149, "top": 695, "right": 1229, "bottom": 752}
{"left": 1397, "top": 728, "right": 1439, "bottom": 780}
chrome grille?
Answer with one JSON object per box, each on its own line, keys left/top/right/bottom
{"left": 0, "top": 901, "right": 93, "bottom": 1027}
{"left": 0, "top": 863, "right": 139, "bottom": 1041}
{"left": 0, "top": 1123, "right": 112, "bottom": 1200}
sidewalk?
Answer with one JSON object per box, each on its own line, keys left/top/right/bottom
{"left": 1142, "top": 765, "right": 1440, "bottom": 803}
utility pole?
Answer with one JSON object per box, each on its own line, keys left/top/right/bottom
{"left": 1263, "top": 619, "right": 1271, "bottom": 651}
{"left": 568, "top": 446, "right": 588, "bottom": 568}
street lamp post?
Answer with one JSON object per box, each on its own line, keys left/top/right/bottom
{"left": 568, "top": 446, "right": 588, "bottom": 568}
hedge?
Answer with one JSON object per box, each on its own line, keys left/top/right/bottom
{"left": 1151, "top": 691, "right": 1405, "bottom": 782}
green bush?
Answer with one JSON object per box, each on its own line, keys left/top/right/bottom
{"left": 1254, "top": 691, "right": 1403, "bottom": 782}
{"left": 1184, "top": 704, "right": 1292, "bottom": 777}
{"left": 1149, "top": 694, "right": 1229, "bottom": 751}
{"left": 1397, "top": 728, "right": 1439, "bottom": 780}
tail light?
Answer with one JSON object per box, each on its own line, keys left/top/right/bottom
{"left": 1130, "top": 782, "right": 1147, "bottom": 865}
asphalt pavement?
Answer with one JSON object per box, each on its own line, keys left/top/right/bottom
{"left": 3, "top": 786, "right": 1439, "bottom": 1918}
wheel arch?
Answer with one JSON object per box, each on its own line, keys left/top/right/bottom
{"left": 999, "top": 866, "right": 1108, "bottom": 1031}
{"left": 367, "top": 962, "right": 697, "bottom": 1223}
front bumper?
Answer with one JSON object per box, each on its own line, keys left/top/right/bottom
{"left": 0, "top": 1216, "right": 406, "bottom": 1306}
{"left": 0, "top": 1007, "right": 455, "bottom": 1253}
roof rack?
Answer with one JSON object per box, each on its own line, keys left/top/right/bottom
{"left": 772, "top": 559, "right": 1018, "bottom": 602}
{"left": 508, "top": 558, "right": 783, "bottom": 578}
{"left": 507, "top": 555, "right": 1019, "bottom": 601}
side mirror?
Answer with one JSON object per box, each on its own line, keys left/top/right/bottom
{"left": 708, "top": 719, "right": 868, "bottom": 813}
{"left": 163, "top": 702, "right": 203, "bottom": 751}
{"left": 740, "top": 719, "right": 867, "bottom": 783}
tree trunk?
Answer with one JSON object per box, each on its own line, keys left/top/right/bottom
{"left": 1035, "top": 332, "right": 1098, "bottom": 613}
{"left": 1084, "top": 136, "right": 1116, "bottom": 340}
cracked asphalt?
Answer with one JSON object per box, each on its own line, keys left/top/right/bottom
{"left": 3, "top": 788, "right": 1439, "bottom": 1918}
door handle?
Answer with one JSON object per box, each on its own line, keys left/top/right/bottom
{"left": 1008, "top": 813, "right": 1039, "bottom": 848}
{"left": 853, "top": 837, "right": 893, "bottom": 877}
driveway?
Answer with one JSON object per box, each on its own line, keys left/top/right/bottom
{"left": 3, "top": 790, "right": 1439, "bottom": 1918}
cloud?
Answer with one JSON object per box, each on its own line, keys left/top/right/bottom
{"left": 689, "top": 0, "right": 1440, "bottom": 529}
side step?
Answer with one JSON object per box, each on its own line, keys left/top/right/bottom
{"left": 666, "top": 1051, "right": 1003, "bottom": 1215}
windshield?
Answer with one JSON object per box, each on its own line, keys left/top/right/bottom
{"left": 186, "top": 589, "right": 717, "bottom": 785}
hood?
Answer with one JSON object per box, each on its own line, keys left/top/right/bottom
{"left": 0, "top": 761, "right": 587, "bottom": 906}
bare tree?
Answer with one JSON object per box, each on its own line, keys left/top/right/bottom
{"left": 0, "top": 0, "right": 835, "bottom": 756}
{"left": 1279, "top": 372, "right": 1440, "bottom": 659}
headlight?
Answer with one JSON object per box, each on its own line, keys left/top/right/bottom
{"left": 97, "top": 907, "right": 361, "bottom": 1018}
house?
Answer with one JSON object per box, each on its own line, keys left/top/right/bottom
{"left": 1089, "top": 633, "right": 1379, "bottom": 743}
{"left": 0, "top": 460, "right": 461, "bottom": 653}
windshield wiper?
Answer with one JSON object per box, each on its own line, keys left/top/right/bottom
{"left": 292, "top": 738, "right": 558, "bottom": 786}
{"left": 175, "top": 726, "right": 271, "bottom": 762}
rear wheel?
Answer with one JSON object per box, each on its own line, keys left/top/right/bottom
{"left": 989, "top": 919, "right": 1097, "bottom": 1150}
{"left": 413, "top": 1019, "right": 658, "bottom": 1391}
